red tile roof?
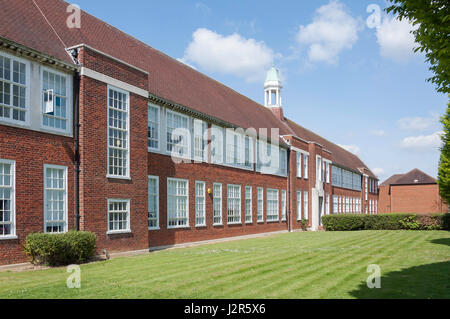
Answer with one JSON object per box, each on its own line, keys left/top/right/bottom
{"left": 381, "top": 169, "right": 436, "bottom": 186}
{"left": 0, "top": 0, "right": 375, "bottom": 177}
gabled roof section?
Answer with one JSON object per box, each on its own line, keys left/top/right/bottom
{"left": 380, "top": 174, "right": 404, "bottom": 186}
{"left": 382, "top": 169, "right": 436, "bottom": 186}
{"left": 2, "top": 0, "right": 375, "bottom": 175}
{"left": 16, "top": 0, "right": 289, "bottom": 136}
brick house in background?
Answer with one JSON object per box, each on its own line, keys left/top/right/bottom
{"left": 0, "top": 0, "right": 379, "bottom": 265}
{"left": 378, "top": 169, "right": 447, "bottom": 214}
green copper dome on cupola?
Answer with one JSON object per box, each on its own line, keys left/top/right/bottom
{"left": 265, "top": 66, "right": 281, "bottom": 83}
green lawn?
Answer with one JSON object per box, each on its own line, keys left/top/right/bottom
{"left": 1, "top": 230, "right": 449, "bottom": 299}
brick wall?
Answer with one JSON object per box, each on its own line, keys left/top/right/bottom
{"left": 0, "top": 125, "right": 75, "bottom": 265}
{"left": 379, "top": 184, "right": 447, "bottom": 214}
{"left": 78, "top": 47, "right": 149, "bottom": 254}
{"left": 147, "top": 151, "right": 289, "bottom": 247}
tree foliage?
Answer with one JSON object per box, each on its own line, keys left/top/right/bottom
{"left": 387, "top": 0, "right": 449, "bottom": 94}
{"left": 438, "top": 103, "right": 450, "bottom": 204}
{"left": 387, "top": 1, "right": 449, "bottom": 205}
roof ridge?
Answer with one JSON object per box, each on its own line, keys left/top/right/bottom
{"left": 58, "top": 0, "right": 271, "bottom": 114}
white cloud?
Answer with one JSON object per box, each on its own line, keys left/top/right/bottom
{"left": 398, "top": 113, "right": 440, "bottom": 131}
{"left": 296, "top": 0, "right": 360, "bottom": 64}
{"left": 400, "top": 131, "right": 443, "bottom": 152}
{"left": 181, "top": 28, "right": 275, "bottom": 82}
{"left": 338, "top": 144, "right": 360, "bottom": 155}
{"left": 371, "top": 129, "right": 386, "bottom": 136}
{"left": 376, "top": 16, "right": 419, "bottom": 62}
{"left": 371, "top": 167, "right": 385, "bottom": 177}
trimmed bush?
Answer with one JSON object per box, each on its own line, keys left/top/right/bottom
{"left": 321, "top": 214, "right": 365, "bottom": 231}
{"left": 322, "top": 213, "right": 450, "bottom": 231}
{"left": 24, "top": 231, "right": 97, "bottom": 266}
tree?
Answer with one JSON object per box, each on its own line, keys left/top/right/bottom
{"left": 387, "top": 1, "right": 450, "bottom": 205}
{"left": 438, "top": 103, "right": 450, "bottom": 205}
{"left": 387, "top": 0, "right": 449, "bottom": 94}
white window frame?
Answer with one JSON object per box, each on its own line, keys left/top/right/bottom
{"left": 107, "top": 198, "right": 131, "bottom": 234}
{"left": 227, "top": 184, "right": 241, "bottom": 225}
{"left": 266, "top": 188, "right": 279, "bottom": 222}
{"left": 281, "top": 190, "right": 287, "bottom": 221}
{"left": 195, "top": 181, "right": 206, "bottom": 227}
{"left": 245, "top": 186, "right": 252, "bottom": 224}
{"left": 211, "top": 125, "right": 224, "bottom": 165}
{"left": 365, "top": 176, "right": 368, "bottom": 200}
{"left": 41, "top": 66, "right": 72, "bottom": 134}
{"left": 326, "top": 162, "right": 331, "bottom": 183}
{"left": 166, "top": 109, "right": 190, "bottom": 159}
{"left": 304, "top": 154, "right": 309, "bottom": 179}
{"left": 213, "top": 183, "right": 223, "bottom": 225}
{"left": 167, "top": 178, "right": 189, "bottom": 229}
{"left": 257, "top": 187, "right": 264, "bottom": 223}
{"left": 333, "top": 195, "right": 337, "bottom": 214}
{"left": 303, "top": 191, "right": 309, "bottom": 220}
{"left": 148, "top": 175, "right": 159, "bottom": 230}
{"left": 193, "top": 119, "right": 208, "bottom": 163}
{"left": 148, "top": 103, "right": 160, "bottom": 151}
{"left": 326, "top": 194, "right": 330, "bottom": 215}
{"left": 0, "top": 51, "right": 30, "bottom": 126}
{"left": 316, "top": 155, "right": 322, "bottom": 182}
{"left": 297, "top": 190, "right": 302, "bottom": 220}
{"left": 0, "top": 159, "right": 16, "bottom": 239}
{"left": 297, "top": 152, "right": 302, "bottom": 178}
{"left": 43, "top": 164, "right": 68, "bottom": 234}
{"left": 107, "top": 85, "right": 130, "bottom": 179}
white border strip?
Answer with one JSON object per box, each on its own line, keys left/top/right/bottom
{"left": 80, "top": 67, "right": 148, "bottom": 98}
{"left": 291, "top": 146, "right": 310, "bottom": 156}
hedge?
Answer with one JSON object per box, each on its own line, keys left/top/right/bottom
{"left": 24, "top": 231, "right": 97, "bottom": 266}
{"left": 322, "top": 213, "right": 450, "bottom": 231}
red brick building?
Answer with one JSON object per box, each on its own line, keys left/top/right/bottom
{"left": 378, "top": 169, "right": 447, "bottom": 214}
{"left": 0, "top": 0, "right": 379, "bottom": 265}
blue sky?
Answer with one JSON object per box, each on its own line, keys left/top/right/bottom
{"left": 74, "top": 0, "right": 448, "bottom": 181}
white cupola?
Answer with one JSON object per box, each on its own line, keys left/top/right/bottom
{"left": 264, "top": 67, "right": 282, "bottom": 108}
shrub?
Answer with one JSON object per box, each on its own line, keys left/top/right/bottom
{"left": 322, "top": 214, "right": 365, "bottom": 231}
{"left": 299, "top": 218, "right": 309, "bottom": 231}
{"left": 24, "top": 231, "right": 97, "bottom": 266}
{"left": 323, "top": 213, "right": 450, "bottom": 231}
